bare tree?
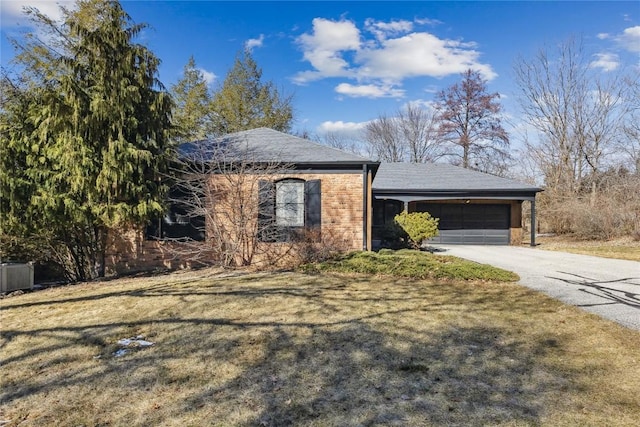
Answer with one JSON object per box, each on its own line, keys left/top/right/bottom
{"left": 160, "top": 139, "right": 295, "bottom": 267}
{"left": 513, "top": 38, "right": 639, "bottom": 238}
{"left": 364, "top": 114, "right": 404, "bottom": 162}
{"left": 620, "top": 73, "right": 640, "bottom": 173}
{"left": 436, "top": 69, "right": 510, "bottom": 172}
{"left": 320, "top": 131, "right": 368, "bottom": 157}
{"left": 513, "top": 38, "right": 629, "bottom": 195}
{"left": 364, "top": 104, "right": 443, "bottom": 163}
{"left": 398, "top": 103, "right": 444, "bottom": 163}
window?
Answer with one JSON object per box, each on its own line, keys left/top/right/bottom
{"left": 373, "top": 199, "right": 403, "bottom": 226}
{"left": 276, "top": 180, "right": 305, "bottom": 227}
{"left": 146, "top": 187, "right": 205, "bottom": 241}
{"left": 258, "top": 178, "right": 321, "bottom": 242}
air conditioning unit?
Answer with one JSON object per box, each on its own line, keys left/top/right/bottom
{"left": 0, "top": 263, "right": 34, "bottom": 293}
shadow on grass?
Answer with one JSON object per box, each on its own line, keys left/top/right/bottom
{"left": 0, "top": 273, "right": 576, "bottom": 425}
{"left": 199, "top": 325, "right": 564, "bottom": 426}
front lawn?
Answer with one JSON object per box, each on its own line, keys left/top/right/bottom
{"left": 535, "top": 235, "right": 640, "bottom": 261}
{"left": 1, "top": 267, "right": 638, "bottom": 426}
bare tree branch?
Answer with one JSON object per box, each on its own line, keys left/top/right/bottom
{"left": 160, "top": 138, "right": 296, "bottom": 267}
{"left": 364, "top": 104, "right": 444, "bottom": 163}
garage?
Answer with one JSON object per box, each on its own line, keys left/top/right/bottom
{"left": 415, "top": 202, "right": 511, "bottom": 245}
{"left": 371, "top": 163, "right": 542, "bottom": 246}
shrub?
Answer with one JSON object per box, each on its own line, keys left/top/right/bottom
{"left": 393, "top": 211, "right": 439, "bottom": 249}
{"left": 536, "top": 173, "right": 640, "bottom": 240}
{"left": 378, "top": 221, "right": 410, "bottom": 249}
{"left": 299, "top": 249, "right": 518, "bottom": 281}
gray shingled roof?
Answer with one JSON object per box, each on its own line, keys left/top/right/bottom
{"left": 187, "top": 127, "right": 373, "bottom": 165}
{"left": 373, "top": 162, "right": 541, "bottom": 192}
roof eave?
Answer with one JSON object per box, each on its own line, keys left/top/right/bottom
{"left": 373, "top": 187, "right": 542, "bottom": 194}
{"left": 373, "top": 188, "right": 542, "bottom": 201}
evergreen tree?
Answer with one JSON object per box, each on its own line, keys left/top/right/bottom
{"left": 211, "top": 49, "right": 293, "bottom": 135}
{"left": 0, "top": 0, "right": 173, "bottom": 280}
{"left": 171, "top": 56, "right": 214, "bottom": 142}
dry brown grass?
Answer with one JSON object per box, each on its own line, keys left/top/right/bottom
{"left": 535, "top": 235, "right": 640, "bottom": 261}
{"left": 1, "top": 268, "right": 639, "bottom": 426}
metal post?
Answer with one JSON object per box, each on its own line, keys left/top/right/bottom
{"left": 530, "top": 199, "right": 536, "bottom": 247}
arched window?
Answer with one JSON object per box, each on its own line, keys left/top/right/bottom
{"left": 276, "top": 179, "right": 305, "bottom": 227}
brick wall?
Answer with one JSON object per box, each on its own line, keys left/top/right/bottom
{"left": 292, "top": 172, "right": 364, "bottom": 251}
{"left": 105, "top": 229, "right": 204, "bottom": 276}
{"left": 105, "top": 170, "right": 365, "bottom": 275}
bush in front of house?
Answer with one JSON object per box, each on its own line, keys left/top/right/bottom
{"left": 393, "top": 211, "right": 439, "bottom": 249}
{"left": 299, "top": 249, "right": 519, "bottom": 282}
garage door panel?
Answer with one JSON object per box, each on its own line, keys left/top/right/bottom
{"left": 418, "top": 203, "right": 511, "bottom": 245}
{"left": 427, "top": 229, "right": 510, "bottom": 245}
{"left": 439, "top": 205, "right": 463, "bottom": 229}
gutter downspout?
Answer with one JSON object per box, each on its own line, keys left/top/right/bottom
{"left": 367, "top": 167, "right": 372, "bottom": 251}
{"left": 362, "top": 164, "right": 368, "bottom": 251}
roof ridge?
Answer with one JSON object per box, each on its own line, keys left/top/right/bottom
{"left": 226, "top": 127, "right": 373, "bottom": 162}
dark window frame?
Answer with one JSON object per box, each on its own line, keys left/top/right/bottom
{"left": 145, "top": 187, "right": 205, "bottom": 242}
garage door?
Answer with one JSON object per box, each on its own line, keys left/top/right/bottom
{"left": 417, "top": 203, "right": 510, "bottom": 245}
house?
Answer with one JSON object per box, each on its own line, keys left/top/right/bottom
{"left": 105, "top": 128, "right": 541, "bottom": 273}
{"left": 106, "top": 128, "right": 376, "bottom": 273}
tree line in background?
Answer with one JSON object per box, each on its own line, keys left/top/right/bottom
{"left": 436, "top": 69, "right": 510, "bottom": 173}
{"left": 1, "top": 0, "right": 638, "bottom": 281}
{"left": 321, "top": 69, "right": 511, "bottom": 176}
{"left": 514, "top": 39, "right": 639, "bottom": 239}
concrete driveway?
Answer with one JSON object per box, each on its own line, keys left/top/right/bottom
{"left": 435, "top": 245, "right": 640, "bottom": 331}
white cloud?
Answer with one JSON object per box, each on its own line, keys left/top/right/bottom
{"left": 356, "top": 32, "right": 496, "bottom": 81}
{"left": 245, "top": 34, "right": 265, "bottom": 50}
{"left": 415, "top": 17, "right": 443, "bottom": 26}
{"left": 596, "top": 33, "right": 610, "bottom": 40}
{"left": 422, "top": 84, "right": 440, "bottom": 94}
{"left": 317, "top": 120, "right": 368, "bottom": 136}
{"left": 293, "top": 17, "right": 496, "bottom": 98}
{"left": 294, "top": 18, "right": 361, "bottom": 83}
{"left": 402, "top": 99, "right": 438, "bottom": 113}
{"left": 590, "top": 52, "right": 620, "bottom": 72}
{"left": 335, "top": 82, "right": 404, "bottom": 98}
{"left": 364, "top": 18, "right": 413, "bottom": 41}
{"left": 198, "top": 68, "right": 216, "bottom": 86}
{"left": 0, "top": 1, "right": 70, "bottom": 27}
{"left": 616, "top": 25, "right": 640, "bottom": 52}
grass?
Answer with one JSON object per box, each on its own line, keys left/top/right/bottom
{"left": 300, "top": 249, "right": 520, "bottom": 282}
{"left": 535, "top": 235, "right": 640, "bottom": 261}
{"left": 1, "top": 267, "right": 639, "bottom": 426}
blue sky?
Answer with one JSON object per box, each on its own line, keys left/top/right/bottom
{"left": 2, "top": 1, "right": 639, "bottom": 141}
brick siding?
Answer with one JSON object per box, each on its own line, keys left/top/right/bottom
{"left": 105, "top": 171, "right": 365, "bottom": 275}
